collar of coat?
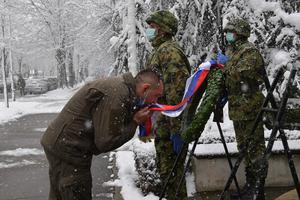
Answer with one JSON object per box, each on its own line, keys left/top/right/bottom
{"left": 122, "top": 72, "right": 136, "bottom": 96}
{"left": 151, "top": 34, "right": 173, "bottom": 48}
{"left": 228, "top": 38, "right": 248, "bottom": 51}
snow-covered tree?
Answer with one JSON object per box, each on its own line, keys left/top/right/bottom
{"left": 28, "top": 0, "right": 73, "bottom": 88}
{"left": 173, "top": 0, "right": 220, "bottom": 67}
{"left": 109, "top": 0, "right": 152, "bottom": 76}
{"left": 72, "top": 0, "right": 114, "bottom": 78}
{"left": 26, "top": 0, "right": 113, "bottom": 87}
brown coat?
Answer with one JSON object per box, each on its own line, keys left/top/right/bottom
{"left": 41, "top": 73, "right": 138, "bottom": 166}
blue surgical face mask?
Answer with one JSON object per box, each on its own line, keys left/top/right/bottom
{"left": 226, "top": 32, "right": 235, "bottom": 44}
{"left": 145, "top": 28, "right": 157, "bottom": 41}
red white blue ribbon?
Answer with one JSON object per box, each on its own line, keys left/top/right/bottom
{"left": 138, "top": 62, "right": 223, "bottom": 139}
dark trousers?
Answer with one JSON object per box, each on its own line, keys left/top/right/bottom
{"left": 44, "top": 149, "right": 92, "bottom": 200}
{"left": 20, "top": 88, "right": 25, "bottom": 96}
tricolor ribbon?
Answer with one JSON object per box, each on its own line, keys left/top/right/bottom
{"left": 138, "top": 62, "right": 223, "bottom": 141}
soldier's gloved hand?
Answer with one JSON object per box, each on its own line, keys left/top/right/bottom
{"left": 217, "top": 52, "right": 229, "bottom": 64}
{"left": 209, "top": 60, "right": 217, "bottom": 65}
{"left": 170, "top": 133, "right": 185, "bottom": 154}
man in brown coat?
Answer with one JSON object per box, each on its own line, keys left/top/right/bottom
{"left": 41, "top": 69, "right": 163, "bottom": 200}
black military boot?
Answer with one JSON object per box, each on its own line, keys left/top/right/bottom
{"left": 230, "top": 182, "right": 252, "bottom": 199}
{"left": 256, "top": 179, "right": 266, "bottom": 200}
{"left": 240, "top": 185, "right": 265, "bottom": 200}
{"left": 257, "top": 187, "right": 265, "bottom": 200}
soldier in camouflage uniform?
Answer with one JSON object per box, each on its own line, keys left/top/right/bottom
{"left": 223, "top": 18, "right": 268, "bottom": 199}
{"left": 145, "top": 10, "right": 190, "bottom": 200}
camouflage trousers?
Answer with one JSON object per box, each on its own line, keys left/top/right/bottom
{"left": 233, "top": 120, "right": 268, "bottom": 186}
{"left": 44, "top": 149, "right": 92, "bottom": 200}
{"left": 155, "top": 137, "right": 188, "bottom": 200}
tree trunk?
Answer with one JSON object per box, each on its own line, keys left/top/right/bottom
{"left": 67, "top": 48, "right": 75, "bottom": 87}
{"left": 18, "top": 57, "right": 22, "bottom": 74}
{"left": 1, "top": 49, "right": 8, "bottom": 108}
{"left": 55, "top": 48, "right": 68, "bottom": 88}
{"left": 8, "top": 15, "right": 15, "bottom": 101}
{"left": 1, "top": 12, "right": 9, "bottom": 108}
{"left": 56, "top": 0, "right": 68, "bottom": 88}
{"left": 76, "top": 54, "right": 80, "bottom": 82}
{"left": 127, "top": 0, "right": 138, "bottom": 75}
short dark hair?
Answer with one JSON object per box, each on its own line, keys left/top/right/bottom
{"left": 135, "top": 69, "right": 162, "bottom": 88}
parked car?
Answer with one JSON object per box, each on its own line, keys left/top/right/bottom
{"left": 24, "top": 78, "right": 48, "bottom": 94}
{"left": 43, "top": 77, "right": 58, "bottom": 91}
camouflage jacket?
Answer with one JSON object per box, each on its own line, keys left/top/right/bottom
{"left": 41, "top": 73, "right": 138, "bottom": 166}
{"left": 146, "top": 36, "right": 190, "bottom": 138}
{"left": 225, "top": 39, "right": 266, "bottom": 121}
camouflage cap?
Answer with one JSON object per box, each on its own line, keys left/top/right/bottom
{"left": 146, "top": 10, "right": 178, "bottom": 36}
{"left": 224, "top": 18, "right": 251, "bottom": 38}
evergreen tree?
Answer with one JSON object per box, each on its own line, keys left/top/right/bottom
{"left": 110, "top": 0, "right": 152, "bottom": 75}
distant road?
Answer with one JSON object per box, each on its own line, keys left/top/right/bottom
{"left": 0, "top": 90, "right": 33, "bottom": 101}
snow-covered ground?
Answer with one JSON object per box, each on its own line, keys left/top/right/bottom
{"left": 0, "top": 86, "right": 299, "bottom": 199}
{"left": 0, "top": 88, "right": 76, "bottom": 124}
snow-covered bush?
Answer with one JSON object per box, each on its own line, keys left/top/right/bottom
{"left": 133, "top": 141, "right": 161, "bottom": 195}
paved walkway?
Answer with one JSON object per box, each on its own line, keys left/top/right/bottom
{"left": 275, "top": 189, "right": 299, "bottom": 200}
{"left": 0, "top": 113, "right": 116, "bottom": 200}
{"left": 114, "top": 187, "right": 298, "bottom": 200}
{"left": 192, "top": 187, "right": 296, "bottom": 200}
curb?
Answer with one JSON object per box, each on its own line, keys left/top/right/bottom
{"left": 274, "top": 189, "right": 298, "bottom": 200}
{"left": 112, "top": 152, "right": 123, "bottom": 200}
